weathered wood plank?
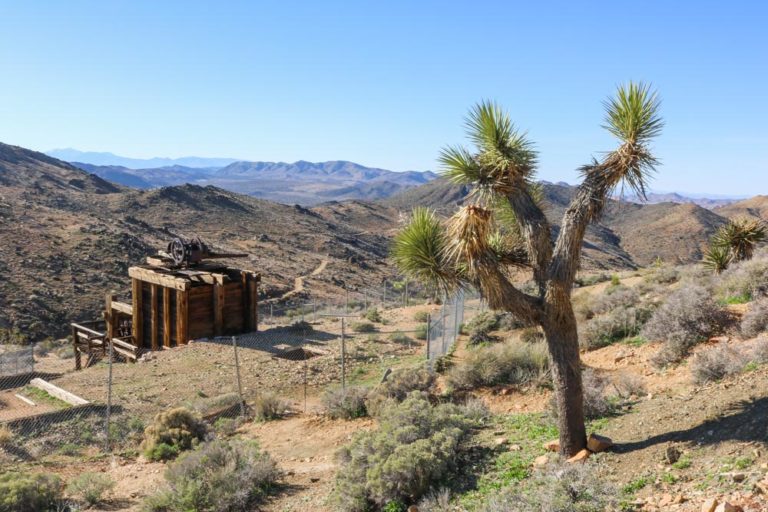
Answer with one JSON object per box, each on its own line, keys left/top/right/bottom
{"left": 150, "top": 284, "right": 159, "bottom": 351}
{"left": 129, "top": 266, "right": 190, "bottom": 291}
{"left": 163, "top": 287, "right": 172, "bottom": 348}
{"left": 30, "top": 378, "right": 89, "bottom": 406}
{"left": 213, "top": 283, "right": 225, "bottom": 336}
{"left": 176, "top": 289, "right": 189, "bottom": 345}
{"left": 132, "top": 279, "right": 143, "bottom": 348}
{"left": 248, "top": 277, "right": 258, "bottom": 331}
{"left": 111, "top": 301, "right": 133, "bottom": 315}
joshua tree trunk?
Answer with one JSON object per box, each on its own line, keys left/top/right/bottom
{"left": 542, "top": 306, "right": 587, "bottom": 456}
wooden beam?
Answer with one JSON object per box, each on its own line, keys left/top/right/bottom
{"left": 111, "top": 301, "right": 133, "bottom": 315}
{"left": 213, "top": 283, "right": 225, "bottom": 336}
{"left": 248, "top": 276, "right": 258, "bottom": 331}
{"left": 132, "top": 278, "right": 144, "bottom": 348}
{"left": 129, "top": 266, "right": 190, "bottom": 291}
{"left": 105, "top": 293, "right": 115, "bottom": 341}
{"left": 30, "top": 378, "right": 89, "bottom": 406}
{"left": 72, "top": 325, "right": 81, "bottom": 371}
{"left": 163, "top": 287, "right": 172, "bottom": 348}
{"left": 176, "top": 289, "right": 189, "bottom": 345}
{"left": 150, "top": 284, "right": 159, "bottom": 351}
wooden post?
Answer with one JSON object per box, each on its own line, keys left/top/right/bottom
{"left": 73, "top": 325, "right": 81, "bottom": 371}
{"left": 213, "top": 283, "right": 225, "bottom": 336}
{"left": 132, "top": 278, "right": 143, "bottom": 348}
{"left": 163, "top": 287, "right": 171, "bottom": 348}
{"left": 248, "top": 276, "right": 258, "bottom": 332}
{"left": 241, "top": 272, "right": 249, "bottom": 331}
{"left": 105, "top": 293, "right": 115, "bottom": 341}
{"left": 150, "top": 284, "right": 159, "bottom": 351}
{"left": 176, "top": 289, "right": 188, "bottom": 345}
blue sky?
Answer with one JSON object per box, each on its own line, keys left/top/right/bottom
{"left": 0, "top": 0, "right": 765, "bottom": 195}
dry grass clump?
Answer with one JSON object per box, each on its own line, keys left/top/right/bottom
{"left": 690, "top": 344, "right": 748, "bottom": 385}
{"left": 613, "top": 372, "right": 647, "bottom": 398}
{"left": 741, "top": 299, "right": 768, "bottom": 339}
{"left": 66, "top": 472, "right": 115, "bottom": 506}
{"left": 144, "top": 439, "right": 279, "bottom": 512}
{"left": 717, "top": 248, "right": 768, "bottom": 301}
{"left": 644, "top": 266, "right": 680, "bottom": 285}
{"left": 479, "top": 462, "right": 618, "bottom": 512}
{"left": 365, "top": 367, "right": 435, "bottom": 416}
{"left": 322, "top": 386, "right": 370, "bottom": 419}
{"left": 141, "top": 407, "right": 210, "bottom": 461}
{"left": 465, "top": 311, "right": 526, "bottom": 345}
{"left": 252, "top": 392, "right": 289, "bottom": 421}
{"left": 447, "top": 340, "right": 549, "bottom": 391}
{"left": 642, "top": 285, "right": 726, "bottom": 367}
{"left": 333, "top": 392, "right": 477, "bottom": 511}
{"left": 0, "top": 424, "right": 13, "bottom": 446}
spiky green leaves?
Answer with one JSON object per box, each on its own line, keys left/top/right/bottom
{"left": 602, "top": 82, "right": 663, "bottom": 145}
{"left": 439, "top": 101, "right": 537, "bottom": 197}
{"left": 391, "top": 207, "right": 460, "bottom": 295}
{"left": 703, "top": 244, "right": 732, "bottom": 274}
{"left": 583, "top": 82, "right": 663, "bottom": 200}
{"left": 711, "top": 218, "right": 767, "bottom": 263}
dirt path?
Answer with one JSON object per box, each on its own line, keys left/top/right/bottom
{"left": 273, "top": 258, "right": 329, "bottom": 302}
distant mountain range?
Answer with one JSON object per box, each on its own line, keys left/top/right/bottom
{"left": 46, "top": 148, "right": 238, "bottom": 169}
{"left": 65, "top": 155, "right": 438, "bottom": 205}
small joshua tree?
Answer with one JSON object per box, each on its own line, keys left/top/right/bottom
{"left": 705, "top": 217, "right": 767, "bottom": 273}
{"left": 392, "top": 82, "right": 663, "bottom": 456}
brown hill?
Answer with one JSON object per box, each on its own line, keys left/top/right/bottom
{"left": 714, "top": 195, "right": 768, "bottom": 222}
{"left": 0, "top": 143, "right": 395, "bottom": 341}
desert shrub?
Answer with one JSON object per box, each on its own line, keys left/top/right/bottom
{"left": 192, "top": 392, "right": 242, "bottom": 416}
{"left": 287, "top": 320, "right": 313, "bottom": 332}
{"left": 519, "top": 327, "right": 544, "bottom": 344}
{"left": 334, "top": 392, "right": 476, "bottom": 511}
{"left": 459, "top": 397, "right": 491, "bottom": 423}
{"left": 741, "top": 299, "right": 768, "bottom": 338}
{"left": 465, "top": 311, "right": 525, "bottom": 346}
{"left": 718, "top": 248, "right": 768, "bottom": 301}
{"left": 610, "top": 274, "right": 621, "bottom": 287}
{"left": 323, "top": 386, "right": 369, "bottom": 419}
{"left": 365, "top": 307, "right": 383, "bottom": 323}
{"left": 447, "top": 341, "right": 549, "bottom": 391}
{"left": 0, "top": 472, "right": 62, "bottom": 512}
{"left": 580, "top": 305, "right": 653, "bottom": 350}
{"left": 413, "top": 310, "right": 430, "bottom": 323}
{"left": 143, "top": 439, "right": 279, "bottom": 512}
{"left": 67, "top": 472, "right": 114, "bottom": 506}
{"left": 417, "top": 488, "right": 452, "bottom": 512}
{"left": 690, "top": 344, "right": 748, "bottom": 385}
{"left": 389, "top": 331, "right": 412, "bottom": 344}
{"left": 414, "top": 323, "right": 428, "bottom": 340}
{"left": 613, "top": 372, "right": 647, "bottom": 398}
{"left": 141, "top": 407, "right": 210, "bottom": 461}
{"left": 0, "top": 328, "right": 29, "bottom": 346}
{"left": 366, "top": 367, "right": 434, "bottom": 416}
{"left": 750, "top": 336, "right": 768, "bottom": 364}
{"left": 644, "top": 266, "right": 680, "bottom": 285}
{"left": 478, "top": 462, "right": 618, "bottom": 512}
{"left": 253, "top": 393, "right": 288, "bottom": 421}
{"left": 574, "top": 273, "right": 611, "bottom": 287}
{"left": 642, "top": 285, "right": 726, "bottom": 367}
{"left": 591, "top": 286, "right": 640, "bottom": 315}
{"left": 351, "top": 321, "right": 376, "bottom": 333}
{"left": 0, "top": 425, "right": 12, "bottom": 446}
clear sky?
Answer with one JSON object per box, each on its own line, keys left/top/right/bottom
{"left": 0, "top": 1, "right": 765, "bottom": 195}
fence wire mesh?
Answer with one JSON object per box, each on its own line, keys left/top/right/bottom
{"left": 0, "top": 285, "right": 476, "bottom": 470}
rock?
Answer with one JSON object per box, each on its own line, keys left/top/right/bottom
{"left": 494, "top": 437, "right": 508, "bottom": 447}
{"left": 673, "top": 494, "right": 687, "bottom": 504}
{"left": 701, "top": 498, "right": 718, "bottom": 512}
{"left": 732, "top": 472, "right": 746, "bottom": 482}
{"left": 407, "top": 507, "right": 419, "bottom": 512}
{"left": 665, "top": 445, "right": 682, "bottom": 464}
{"left": 533, "top": 455, "right": 549, "bottom": 467}
{"left": 543, "top": 439, "right": 560, "bottom": 452}
{"left": 587, "top": 433, "right": 613, "bottom": 453}
{"left": 659, "top": 494, "right": 674, "bottom": 507}
{"left": 566, "top": 449, "right": 591, "bottom": 463}
{"left": 714, "top": 503, "right": 742, "bottom": 512}
{"left": 509, "top": 444, "right": 522, "bottom": 451}
{"left": 310, "top": 477, "right": 320, "bottom": 483}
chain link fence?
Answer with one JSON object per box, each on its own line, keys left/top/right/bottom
{"left": 0, "top": 285, "right": 475, "bottom": 470}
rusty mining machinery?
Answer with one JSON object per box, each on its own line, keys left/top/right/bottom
{"left": 161, "top": 236, "right": 248, "bottom": 268}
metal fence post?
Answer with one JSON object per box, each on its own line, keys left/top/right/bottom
{"left": 341, "top": 317, "right": 346, "bottom": 390}
{"left": 231, "top": 336, "right": 246, "bottom": 418}
{"left": 425, "top": 313, "right": 431, "bottom": 361}
{"left": 105, "top": 340, "right": 113, "bottom": 452}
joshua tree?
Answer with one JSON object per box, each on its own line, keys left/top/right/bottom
{"left": 710, "top": 218, "right": 767, "bottom": 265}
{"left": 392, "top": 82, "right": 663, "bottom": 456}
{"left": 703, "top": 243, "right": 732, "bottom": 274}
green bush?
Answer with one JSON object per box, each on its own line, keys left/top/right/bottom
{"left": 446, "top": 341, "right": 549, "bottom": 391}
{"left": 334, "top": 392, "right": 476, "bottom": 511}
{"left": 365, "top": 307, "right": 383, "bottom": 323}
{"left": 366, "top": 367, "right": 434, "bottom": 416}
{"left": 610, "top": 274, "right": 621, "bottom": 287}
{"left": 414, "top": 323, "right": 428, "bottom": 340}
{"left": 253, "top": 393, "right": 288, "bottom": 421}
{"left": 718, "top": 248, "right": 768, "bottom": 301}
{"left": 323, "top": 386, "right": 369, "bottom": 419}
{"left": 413, "top": 310, "right": 430, "bottom": 323}
{"left": 479, "top": 462, "right": 618, "bottom": 511}
{"left": 580, "top": 305, "right": 653, "bottom": 350}
{"left": 389, "top": 331, "right": 412, "bottom": 344}
{"left": 643, "top": 285, "right": 727, "bottom": 367}
{"left": 351, "top": 321, "right": 376, "bottom": 333}
{"left": 0, "top": 472, "right": 62, "bottom": 512}
{"left": 66, "top": 472, "right": 114, "bottom": 506}
{"left": 141, "top": 407, "right": 210, "bottom": 461}
{"left": 143, "top": 439, "right": 279, "bottom": 512}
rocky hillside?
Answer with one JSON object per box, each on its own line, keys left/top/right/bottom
{"left": 714, "top": 195, "right": 768, "bottom": 222}
{"left": 0, "top": 143, "right": 395, "bottom": 341}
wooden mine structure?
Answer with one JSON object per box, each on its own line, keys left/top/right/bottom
{"left": 71, "top": 238, "right": 260, "bottom": 369}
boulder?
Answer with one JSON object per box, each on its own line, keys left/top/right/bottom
{"left": 543, "top": 439, "right": 560, "bottom": 452}
{"left": 586, "top": 433, "right": 613, "bottom": 453}
{"left": 701, "top": 498, "right": 718, "bottom": 512}
{"left": 566, "top": 449, "right": 591, "bottom": 463}
{"left": 533, "top": 455, "right": 549, "bottom": 467}
{"left": 714, "top": 503, "right": 742, "bottom": 512}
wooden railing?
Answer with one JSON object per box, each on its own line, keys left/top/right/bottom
{"left": 71, "top": 320, "right": 107, "bottom": 370}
